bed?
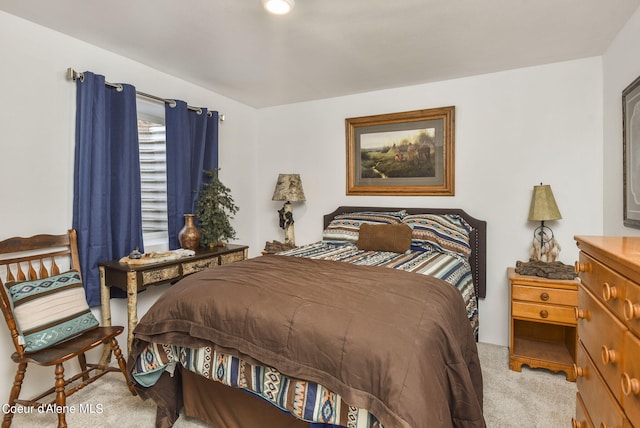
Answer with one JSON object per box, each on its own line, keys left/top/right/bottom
{"left": 127, "top": 207, "right": 487, "bottom": 428}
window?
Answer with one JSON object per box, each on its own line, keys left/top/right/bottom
{"left": 137, "top": 98, "right": 168, "bottom": 251}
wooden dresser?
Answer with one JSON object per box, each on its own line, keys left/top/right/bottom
{"left": 573, "top": 236, "right": 640, "bottom": 428}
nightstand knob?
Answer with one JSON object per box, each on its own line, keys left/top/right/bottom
{"left": 624, "top": 298, "right": 640, "bottom": 321}
{"left": 574, "top": 260, "right": 591, "bottom": 274}
{"left": 539, "top": 310, "right": 549, "bottom": 318}
{"left": 601, "top": 345, "right": 617, "bottom": 365}
{"left": 621, "top": 372, "right": 640, "bottom": 396}
{"left": 573, "top": 363, "right": 586, "bottom": 378}
{"left": 602, "top": 282, "right": 618, "bottom": 302}
{"left": 540, "top": 292, "right": 549, "bottom": 301}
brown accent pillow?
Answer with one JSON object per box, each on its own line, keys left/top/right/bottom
{"left": 356, "top": 223, "right": 413, "bottom": 253}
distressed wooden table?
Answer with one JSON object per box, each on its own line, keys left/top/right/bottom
{"left": 99, "top": 244, "right": 248, "bottom": 356}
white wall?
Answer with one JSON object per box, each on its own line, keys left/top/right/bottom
{"left": 0, "top": 11, "right": 259, "bottom": 398}
{"left": 0, "top": 8, "right": 611, "bottom": 400}
{"left": 256, "top": 58, "right": 604, "bottom": 347}
{"left": 602, "top": 6, "right": 640, "bottom": 235}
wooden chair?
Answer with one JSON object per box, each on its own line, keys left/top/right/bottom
{"left": 0, "top": 229, "right": 136, "bottom": 428}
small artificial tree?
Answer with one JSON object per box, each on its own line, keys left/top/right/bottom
{"left": 195, "top": 169, "right": 239, "bottom": 247}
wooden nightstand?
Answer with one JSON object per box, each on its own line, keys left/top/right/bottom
{"left": 508, "top": 267, "right": 579, "bottom": 381}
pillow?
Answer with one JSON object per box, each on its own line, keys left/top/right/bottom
{"left": 322, "top": 211, "right": 407, "bottom": 244}
{"left": 356, "top": 223, "right": 413, "bottom": 253}
{"left": 6, "top": 270, "right": 99, "bottom": 353}
{"left": 401, "top": 214, "right": 472, "bottom": 258}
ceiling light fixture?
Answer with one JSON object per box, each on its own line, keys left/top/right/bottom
{"left": 262, "top": 0, "right": 294, "bottom": 15}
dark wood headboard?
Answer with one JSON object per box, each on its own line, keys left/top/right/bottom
{"left": 323, "top": 206, "right": 487, "bottom": 299}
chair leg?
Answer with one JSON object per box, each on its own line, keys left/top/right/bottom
{"left": 110, "top": 338, "right": 137, "bottom": 396}
{"left": 78, "top": 352, "right": 89, "bottom": 381}
{"left": 2, "top": 362, "right": 27, "bottom": 428}
{"left": 54, "top": 363, "right": 68, "bottom": 428}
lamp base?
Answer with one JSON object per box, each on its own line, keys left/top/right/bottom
{"left": 530, "top": 223, "right": 560, "bottom": 262}
{"left": 277, "top": 201, "right": 296, "bottom": 246}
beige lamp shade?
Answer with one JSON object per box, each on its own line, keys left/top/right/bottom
{"left": 528, "top": 184, "right": 562, "bottom": 222}
{"left": 272, "top": 174, "right": 306, "bottom": 202}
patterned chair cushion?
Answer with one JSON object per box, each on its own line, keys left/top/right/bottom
{"left": 402, "top": 214, "right": 472, "bottom": 258}
{"left": 322, "top": 211, "right": 406, "bottom": 244}
{"left": 6, "top": 270, "right": 99, "bottom": 352}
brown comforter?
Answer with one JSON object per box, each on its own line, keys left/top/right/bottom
{"left": 129, "top": 255, "right": 485, "bottom": 428}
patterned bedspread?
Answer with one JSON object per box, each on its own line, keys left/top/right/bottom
{"left": 131, "top": 242, "right": 479, "bottom": 428}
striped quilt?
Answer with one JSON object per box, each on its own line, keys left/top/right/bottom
{"left": 132, "top": 242, "right": 477, "bottom": 428}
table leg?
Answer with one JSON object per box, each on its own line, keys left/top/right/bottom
{"left": 126, "top": 271, "right": 138, "bottom": 355}
{"left": 99, "top": 266, "right": 112, "bottom": 365}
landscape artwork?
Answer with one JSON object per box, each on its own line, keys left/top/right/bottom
{"left": 346, "top": 106, "right": 455, "bottom": 196}
{"left": 359, "top": 128, "right": 436, "bottom": 179}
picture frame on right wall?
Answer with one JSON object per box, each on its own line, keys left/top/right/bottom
{"left": 623, "top": 74, "right": 640, "bottom": 229}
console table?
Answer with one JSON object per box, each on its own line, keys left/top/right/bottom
{"left": 99, "top": 244, "right": 248, "bottom": 354}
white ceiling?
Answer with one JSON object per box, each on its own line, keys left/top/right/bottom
{"left": 2, "top": 0, "right": 639, "bottom": 108}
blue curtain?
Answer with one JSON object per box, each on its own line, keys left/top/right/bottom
{"left": 72, "top": 71, "right": 143, "bottom": 307}
{"left": 165, "top": 101, "right": 219, "bottom": 249}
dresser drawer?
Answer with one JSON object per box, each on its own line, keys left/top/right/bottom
{"left": 512, "top": 300, "right": 576, "bottom": 324}
{"left": 220, "top": 250, "right": 245, "bottom": 264}
{"left": 574, "top": 392, "right": 594, "bottom": 428}
{"left": 576, "top": 342, "right": 630, "bottom": 428}
{"left": 512, "top": 284, "right": 577, "bottom": 306}
{"left": 579, "top": 252, "right": 630, "bottom": 323}
{"left": 622, "top": 331, "right": 640, "bottom": 426}
{"left": 578, "top": 285, "right": 626, "bottom": 403}
{"left": 182, "top": 256, "right": 219, "bottom": 275}
{"left": 626, "top": 280, "right": 640, "bottom": 337}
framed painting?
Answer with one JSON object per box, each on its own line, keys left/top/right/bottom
{"left": 623, "top": 74, "right": 640, "bottom": 229}
{"left": 346, "top": 106, "right": 455, "bottom": 196}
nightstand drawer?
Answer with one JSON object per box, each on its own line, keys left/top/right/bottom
{"left": 512, "top": 301, "right": 576, "bottom": 324}
{"left": 512, "top": 284, "right": 577, "bottom": 306}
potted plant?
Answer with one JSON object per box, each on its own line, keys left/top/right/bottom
{"left": 195, "top": 169, "right": 239, "bottom": 247}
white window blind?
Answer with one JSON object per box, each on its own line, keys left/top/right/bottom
{"left": 137, "top": 98, "right": 168, "bottom": 250}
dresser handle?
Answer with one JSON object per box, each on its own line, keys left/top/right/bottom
{"left": 624, "top": 298, "right": 640, "bottom": 321}
{"left": 540, "top": 292, "right": 549, "bottom": 301}
{"left": 574, "top": 308, "right": 587, "bottom": 320}
{"left": 574, "top": 261, "right": 591, "bottom": 274}
{"left": 601, "top": 282, "right": 618, "bottom": 302}
{"left": 572, "top": 363, "right": 586, "bottom": 378}
{"left": 621, "top": 372, "right": 640, "bottom": 396}
{"left": 539, "top": 310, "right": 549, "bottom": 319}
{"left": 571, "top": 418, "right": 586, "bottom": 428}
{"left": 601, "top": 345, "right": 617, "bottom": 365}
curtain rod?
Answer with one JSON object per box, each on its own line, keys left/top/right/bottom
{"left": 66, "top": 68, "right": 225, "bottom": 122}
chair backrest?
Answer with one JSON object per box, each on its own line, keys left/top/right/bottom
{"left": 0, "top": 229, "right": 81, "bottom": 356}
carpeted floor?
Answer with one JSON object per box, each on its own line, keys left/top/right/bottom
{"left": 6, "top": 342, "right": 576, "bottom": 427}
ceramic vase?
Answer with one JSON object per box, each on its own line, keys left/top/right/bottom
{"left": 178, "top": 214, "right": 201, "bottom": 250}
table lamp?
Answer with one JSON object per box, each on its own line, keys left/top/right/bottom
{"left": 272, "top": 174, "right": 306, "bottom": 246}
{"left": 528, "top": 183, "right": 562, "bottom": 262}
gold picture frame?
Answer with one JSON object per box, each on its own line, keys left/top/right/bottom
{"left": 346, "top": 106, "right": 455, "bottom": 196}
